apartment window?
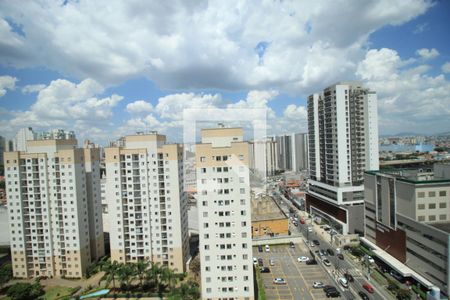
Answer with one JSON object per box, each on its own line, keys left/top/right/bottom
{"left": 239, "top": 155, "right": 244, "bottom": 160}
{"left": 418, "top": 216, "right": 425, "bottom": 221}
{"left": 439, "top": 191, "right": 447, "bottom": 197}
{"left": 417, "top": 204, "right": 425, "bottom": 210}
{"left": 240, "top": 188, "right": 245, "bottom": 194}
{"left": 439, "top": 214, "right": 447, "bottom": 220}
{"left": 222, "top": 155, "right": 228, "bottom": 161}
{"left": 439, "top": 203, "right": 446, "bottom": 209}
{"left": 201, "top": 168, "right": 206, "bottom": 173}
{"left": 240, "top": 199, "right": 245, "bottom": 205}
{"left": 216, "top": 156, "right": 221, "bottom": 161}
{"left": 429, "top": 215, "right": 436, "bottom": 221}
{"left": 429, "top": 203, "right": 436, "bottom": 209}
{"left": 429, "top": 191, "right": 436, "bottom": 197}
{"left": 200, "top": 157, "right": 206, "bottom": 162}
{"left": 417, "top": 192, "right": 425, "bottom": 198}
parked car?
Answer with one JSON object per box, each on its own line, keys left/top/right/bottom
{"left": 327, "top": 248, "right": 335, "bottom": 256}
{"left": 260, "top": 267, "right": 270, "bottom": 273}
{"left": 322, "top": 258, "right": 331, "bottom": 266}
{"left": 265, "top": 245, "right": 270, "bottom": 252}
{"left": 253, "top": 257, "right": 257, "bottom": 265}
{"left": 338, "top": 277, "right": 348, "bottom": 288}
{"left": 308, "top": 227, "right": 313, "bottom": 232}
{"left": 337, "top": 253, "right": 344, "bottom": 260}
{"left": 269, "top": 258, "right": 275, "bottom": 266}
{"left": 300, "top": 218, "right": 305, "bottom": 224}
{"left": 319, "top": 249, "right": 327, "bottom": 256}
{"left": 344, "top": 273, "right": 354, "bottom": 282}
{"left": 258, "top": 245, "right": 263, "bottom": 252}
{"left": 298, "top": 256, "right": 310, "bottom": 262}
{"left": 364, "top": 255, "right": 375, "bottom": 264}
{"left": 293, "top": 221, "right": 298, "bottom": 226}
{"left": 323, "top": 286, "right": 340, "bottom": 298}
{"left": 309, "top": 241, "right": 315, "bottom": 247}
{"left": 335, "top": 247, "right": 341, "bottom": 254}
{"left": 313, "top": 239, "right": 320, "bottom": 245}
{"left": 306, "top": 259, "right": 318, "bottom": 265}
{"left": 313, "top": 281, "right": 325, "bottom": 288}
{"left": 363, "top": 282, "right": 374, "bottom": 293}
{"left": 290, "top": 241, "right": 295, "bottom": 248}
{"left": 258, "top": 258, "right": 263, "bottom": 266}
{"left": 273, "top": 277, "right": 286, "bottom": 285}
{"left": 358, "top": 291, "right": 370, "bottom": 300}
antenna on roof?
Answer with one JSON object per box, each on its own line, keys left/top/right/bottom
{"left": 218, "top": 122, "right": 225, "bottom": 128}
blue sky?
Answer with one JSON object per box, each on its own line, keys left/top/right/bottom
{"left": 0, "top": 0, "right": 449, "bottom": 144}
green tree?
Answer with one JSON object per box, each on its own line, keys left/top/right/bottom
{"left": 134, "top": 259, "right": 150, "bottom": 287}
{"left": 145, "top": 262, "right": 161, "bottom": 291}
{"left": 189, "top": 256, "right": 200, "bottom": 279}
{"left": 397, "top": 288, "right": 412, "bottom": 300}
{"left": 0, "top": 263, "right": 13, "bottom": 287}
{"left": 7, "top": 280, "right": 44, "bottom": 300}
{"left": 117, "top": 263, "right": 135, "bottom": 290}
{"left": 170, "top": 280, "right": 200, "bottom": 300}
{"left": 160, "top": 266, "right": 177, "bottom": 291}
{"left": 101, "top": 260, "right": 120, "bottom": 291}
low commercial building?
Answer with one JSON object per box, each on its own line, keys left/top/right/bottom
{"left": 364, "top": 164, "right": 450, "bottom": 297}
{"left": 251, "top": 193, "right": 289, "bottom": 237}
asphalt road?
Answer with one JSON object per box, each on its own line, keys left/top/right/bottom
{"left": 271, "top": 188, "right": 391, "bottom": 300}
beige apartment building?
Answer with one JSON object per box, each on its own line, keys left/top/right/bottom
{"left": 197, "top": 127, "right": 254, "bottom": 300}
{"left": 5, "top": 137, "right": 104, "bottom": 278}
{"left": 104, "top": 133, "right": 189, "bottom": 272}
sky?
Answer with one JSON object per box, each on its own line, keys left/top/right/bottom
{"left": 0, "top": 0, "right": 449, "bottom": 144}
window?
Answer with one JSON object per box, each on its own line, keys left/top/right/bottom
{"left": 429, "top": 203, "right": 436, "bottom": 209}
{"left": 439, "top": 214, "right": 447, "bottom": 220}
{"left": 417, "top": 204, "right": 425, "bottom": 210}
{"left": 417, "top": 192, "right": 425, "bottom": 198}
{"left": 240, "top": 188, "right": 245, "bottom": 194}
{"left": 200, "top": 156, "right": 205, "bottom": 162}
{"left": 239, "top": 155, "right": 244, "bottom": 160}
{"left": 429, "top": 215, "right": 436, "bottom": 221}
{"left": 418, "top": 216, "right": 425, "bottom": 221}
{"left": 201, "top": 168, "right": 206, "bottom": 173}
{"left": 439, "top": 203, "right": 446, "bottom": 209}
{"left": 439, "top": 191, "right": 447, "bottom": 197}
{"left": 429, "top": 191, "right": 436, "bottom": 197}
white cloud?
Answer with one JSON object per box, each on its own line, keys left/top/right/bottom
{"left": 0, "top": 0, "right": 432, "bottom": 92}
{"left": 0, "top": 75, "right": 17, "bottom": 97}
{"left": 413, "top": 22, "right": 429, "bottom": 34}
{"left": 22, "top": 84, "right": 46, "bottom": 94}
{"left": 126, "top": 100, "right": 153, "bottom": 114}
{"left": 155, "top": 93, "right": 224, "bottom": 120}
{"left": 442, "top": 62, "right": 450, "bottom": 74}
{"left": 357, "top": 48, "right": 450, "bottom": 134}
{"left": 416, "top": 48, "right": 439, "bottom": 60}
{"left": 0, "top": 78, "right": 123, "bottom": 140}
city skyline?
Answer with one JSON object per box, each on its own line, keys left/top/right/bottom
{"left": 0, "top": 1, "right": 449, "bottom": 144}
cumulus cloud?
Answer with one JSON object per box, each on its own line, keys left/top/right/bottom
{"left": 357, "top": 48, "right": 450, "bottom": 134}
{"left": 0, "top": 0, "right": 432, "bottom": 92}
{"left": 22, "top": 84, "right": 46, "bottom": 94}
{"left": 442, "top": 62, "right": 450, "bottom": 74}
{"left": 416, "top": 48, "right": 439, "bottom": 60}
{"left": 126, "top": 100, "right": 153, "bottom": 114}
{"left": 0, "top": 78, "right": 123, "bottom": 140}
{"left": 0, "top": 75, "right": 17, "bottom": 97}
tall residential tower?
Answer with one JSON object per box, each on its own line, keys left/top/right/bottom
{"left": 5, "top": 137, "right": 104, "bottom": 278}
{"left": 306, "top": 82, "right": 379, "bottom": 234}
{"left": 104, "top": 133, "right": 189, "bottom": 272}
{"left": 197, "top": 127, "right": 254, "bottom": 300}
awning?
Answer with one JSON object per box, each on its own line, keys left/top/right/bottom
{"left": 361, "top": 237, "right": 435, "bottom": 289}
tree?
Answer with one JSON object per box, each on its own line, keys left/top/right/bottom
{"left": 160, "top": 266, "right": 177, "bottom": 291}
{"left": 101, "top": 260, "right": 120, "bottom": 291}
{"left": 145, "top": 262, "right": 161, "bottom": 291}
{"left": 134, "top": 259, "right": 150, "bottom": 287}
{"left": 397, "top": 288, "right": 412, "bottom": 300}
{"left": 117, "top": 263, "right": 135, "bottom": 290}
{"left": 0, "top": 263, "right": 13, "bottom": 287}
{"left": 7, "top": 280, "right": 44, "bottom": 300}
{"left": 170, "top": 280, "right": 200, "bottom": 300}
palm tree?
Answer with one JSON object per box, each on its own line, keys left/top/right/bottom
{"left": 135, "top": 259, "right": 150, "bottom": 287}
{"left": 117, "top": 263, "right": 135, "bottom": 290}
{"left": 170, "top": 280, "right": 200, "bottom": 300}
{"left": 144, "top": 262, "right": 161, "bottom": 291}
{"left": 160, "top": 266, "right": 177, "bottom": 292}
{"left": 101, "top": 260, "right": 120, "bottom": 291}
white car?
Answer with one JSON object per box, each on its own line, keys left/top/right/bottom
{"left": 273, "top": 277, "right": 286, "bottom": 285}
{"left": 297, "top": 256, "right": 310, "bottom": 262}
{"left": 253, "top": 257, "right": 258, "bottom": 265}
{"left": 309, "top": 241, "right": 315, "bottom": 247}
{"left": 313, "top": 281, "right": 325, "bottom": 288}
{"left": 338, "top": 277, "right": 349, "bottom": 288}
{"left": 322, "top": 258, "right": 331, "bottom": 266}
{"left": 265, "top": 245, "right": 270, "bottom": 252}
{"left": 308, "top": 227, "right": 313, "bottom": 232}
{"left": 365, "top": 255, "right": 375, "bottom": 263}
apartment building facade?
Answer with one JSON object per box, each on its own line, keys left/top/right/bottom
{"left": 197, "top": 127, "right": 254, "bottom": 300}
{"left": 5, "top": 138, "right": 104, "bottom": 278}
{"left": 104, "top": 133, "right": 189, "bottom": 272}
{"left": 249, "top": 137, "right": 278, "bottom": 177}
{"left": 306, "top": 82, "right": 379, "bottom": 234}
{"left": 364, "top": 166, "right": 450, "bottom": 296}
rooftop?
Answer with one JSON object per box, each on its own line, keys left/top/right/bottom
{"left": 365, "top": 164, "right": 450, "bottom": 184}
{"left": 251, "top": 193, "right": 287, "bottom": 222}
{"left": 428, "top": 222, "right": 450, "bottom": 234}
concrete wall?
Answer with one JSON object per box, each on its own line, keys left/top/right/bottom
{"left": 251, "top": 218, "right": 289, "bottom": 237}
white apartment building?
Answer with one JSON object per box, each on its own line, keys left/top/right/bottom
{"left": 306, "top": 82, "right": 379, "bottom": 234}
{"left": 197, "top": 127, "right": 254, "bottom": 300}
{"left": 104, "top": 133, "right": 189, "bottom": 272}
{"left": 249, "top": 137, "right": 278, "bottom": 176}
{"left": 14, "top": 127, "right": 36, "bottom": 152}
{"left": 5, "top": 138, "right": 104, "bottom": 278}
